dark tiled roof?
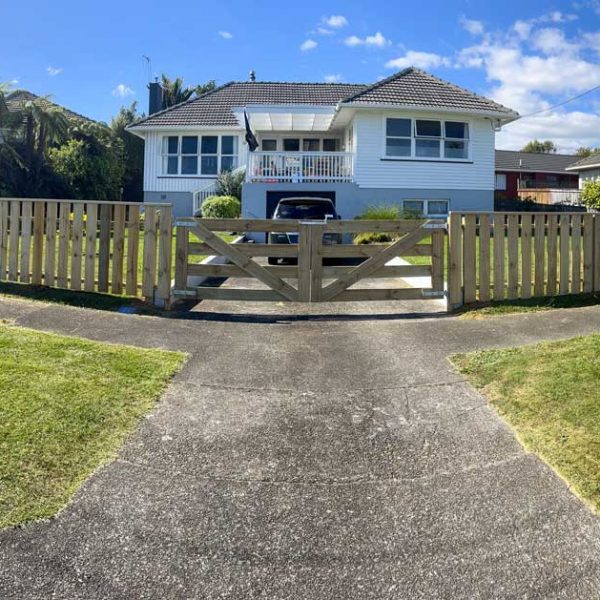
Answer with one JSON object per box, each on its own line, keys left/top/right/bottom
{"left": 5, "top": 90, "right": 94, "bottom": 123}
{"left": 129, "top": 82, "right": 368, "bottom": 128}
{"left": 340, "top": 68, "right": 517, "bottom": 116}
{"left": 495, "top": 150, "right": 580, "bottom": 173}
{"left": 564, "top": 153, "right": 600, "bottom": 171}
{"left": 129, "top": 68, "right": 518, "bottom": 129}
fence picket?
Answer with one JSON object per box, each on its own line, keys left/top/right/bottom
{"left": 19, "top": 201, "right": 32, "bottom": 283}
{"left": 174, "top": 223, "right": 188, "bottom": 292}
{"left": 547, "top": 215, "right": 558, "bottom": 296}
{"left": 97, "top": 203, "right": 111, "bottom": 293}
{"left": 478, "top": 214, "right": 490, "bottom": 302}
{"left": 463, "top": 214, "right": 477, "bottom": 304}
{"left": 0, "top": 201, "right": 8, "bottom": 280}
{"left": 57, "top": 202, "right": 70, "bottom": 288}
{"left": 85, "top": 203, "right": 98, "bottom": 292}
{"left": 111, "top": 203, "right": 126, "bottom": 294}
{"left": 142, "top": 206, "right": 158, "bottom": 301}
{"left": 594, "top": 215, "right": 600, "bottom": 292}
{"left": 583, "top": 213, "right": 594, "bottom": 293}
{"left": 31, "top": 202, "right": 44, "bottom": 285}
{"left": 431, "top": 228, "right": 445, "bottom": 293}
{"left": 448, "top": 213, "right": 463, "bottom": 308}
{"left": 70, "top": 203, "right": 84, "bottom": 291}
{"left": 559, "top": 214, "right": 570, "bottom": 295}
{"left": 8, "top": 200, "right": 20, "bottom": 281}
{"left": 157, "top": 206, "right": 173, "bottom": 304}
{"left": 570, "top": 214, "right": 582, "bottom": 294}
{"left": 44, "top": 201, "right": 58, "bottom": 286}
{"left": 126, "top": 204, "right": 140, "bottom": 296}
{"left": 506, "top": 214, "right": 519, "bottom": 300}
{"left": 533, "top": 214, "right": 545, "bottom": 297}
{"left": 521, "top": 213, "right": 532, "bottom": 299}
{"left": 493, "top": 213, "right": 505, "bottom": 301}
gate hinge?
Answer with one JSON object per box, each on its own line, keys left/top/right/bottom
{"left": 423, "top": 222, "right": 447, "bottom": 230}
{"left": 422, "top": 289, "right": 446, "bottom": 299}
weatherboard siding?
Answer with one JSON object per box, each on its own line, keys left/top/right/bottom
{"left": 142, "top": 129, "right": 246, "bottom": 194}
{"left": 352, "top": 110, "right": 495, "bottom": 190}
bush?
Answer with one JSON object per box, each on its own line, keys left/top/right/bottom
{"left": 581, "top": 180, "right": 600, "bottom": 210}
{"left": 215, "top": 169, "right": 245, "bottom": 200}
{"left": 356, "top": 203, "right": 402, "bottom": 220}
{"left": 354, "top": 232, "right": 395, "bottom": 244}
{"left": 353, "top": 203, "right": 422, "bottom": 244}
{"left": 201, "top": 195, "right": 241, "bottom": 218}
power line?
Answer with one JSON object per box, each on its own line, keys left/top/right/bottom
{"left": 504, "top": 82, "right": 600, "bottom": 126}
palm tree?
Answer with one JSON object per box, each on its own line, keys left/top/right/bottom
{"left": 160, "top": 75, "right": 196, "bottom": 108}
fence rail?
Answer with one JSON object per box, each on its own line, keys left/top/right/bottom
{"left": 0, "top": 198, "right": 172, "bottom": 304}
{"left": 448, "top": 212, "right": 600, "bottom": 309}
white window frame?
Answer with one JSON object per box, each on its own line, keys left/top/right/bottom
{"left": 160, "top": 134, "right": 240, "bottom": 176}
{"left": 402, "top": 199, "right": 449, "bottom": 217}
{"left": 383, "top": 116, "right": 471, "bottom": 161}
{"left": 495, "top": 173, "right": 507, "bottom": 191}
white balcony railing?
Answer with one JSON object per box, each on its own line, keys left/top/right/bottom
{"left": 248, "top": 151, "right": 354, "bottom": 183}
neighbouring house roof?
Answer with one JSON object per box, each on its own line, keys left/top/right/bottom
{"left": 495, "top": 150, "right": 579, "bottom": 174}
{"left": 128, "top": 67, "right": 518, "bottom": 131}
{"left": 564, "top": 153, "right": 600, "bottom": 171}
{"left": 5, "top": 90, "right": 94, "bottom": 124}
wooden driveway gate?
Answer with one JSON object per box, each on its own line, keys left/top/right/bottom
{"left": 172, "top": 218, "right": 446, "bottom": 303}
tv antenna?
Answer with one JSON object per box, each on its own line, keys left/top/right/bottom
{"left": 142, "top": 55, "right": 153, "bottom": 82}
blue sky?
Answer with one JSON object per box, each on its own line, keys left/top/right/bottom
{"left": 2, "top": 0, "right": 600, "bottom": 151}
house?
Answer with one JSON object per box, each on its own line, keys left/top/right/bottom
{"left": 127, "top": 68, "right": 519, "bottom": 219}
{"left": 4, "top": 90, "right": 94, "bottom": 124}
{"left": 494, "top": 150, "right": 579, "bottom": 202}
{"left": 565, "top": 153, "right": 600, "bottom": 188}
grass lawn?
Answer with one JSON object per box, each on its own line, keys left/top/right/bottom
{"left": 0, "top": 323, "right": 185, "bottom": 529}
{"left": 452, "top": 335, "right": 600, "bottom": 512}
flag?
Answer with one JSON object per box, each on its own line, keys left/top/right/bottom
{"left": 244, "top": 111, "right": 259, "bottom": 152}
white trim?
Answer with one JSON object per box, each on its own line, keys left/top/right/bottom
{"left": 565, "top": 162, "right": 600, "bottom": 172}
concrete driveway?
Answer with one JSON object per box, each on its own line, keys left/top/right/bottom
{"left": 1, "top": 295, "right": 600, "bottom": 599}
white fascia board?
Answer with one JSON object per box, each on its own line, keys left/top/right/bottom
{"left": 127, "top": 125, "right": 243, "bottom": 133}
{"left": 498, "top": 168, "right": 578, "bottom": 174}
{"left": 565, "top": 163, "right": 600, "bottom": 171}
{"left": 342, "top": 102, "right": 520, "bottom": 123}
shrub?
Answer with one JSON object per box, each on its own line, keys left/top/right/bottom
{"left": 354, "top": 232, "right": 395, "bottom": 244}
{"left": 580, "top": 180, "right": 600, "bottom": 210}
{"left": 215, "top": 169, "right": 245, "bottom": 200}
{"left": 201, "top": 195, "right": 241, "bottom": 218}
{"left": 356, "top": 203, "right": 402, "bottom": 220}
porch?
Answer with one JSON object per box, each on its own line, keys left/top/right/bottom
{"left": 247, "top": 151, "right": 355, "bottom": 183}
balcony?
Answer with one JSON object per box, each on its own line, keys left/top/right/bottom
{"left": 247, "top": 151, "right": 354, "bottom": 184}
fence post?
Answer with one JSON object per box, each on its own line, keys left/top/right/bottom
{"left": 156, "top": 205, "right": 173, "bottom": 307}
{"left": 297, "top": 222, "right": 312, "bottom": 302}
{"left": 447, "top": 212, "right": 463, "bottom": 311}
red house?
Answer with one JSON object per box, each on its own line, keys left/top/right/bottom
{"left": 495, "top": 150, "right": 579, "bottom": 199}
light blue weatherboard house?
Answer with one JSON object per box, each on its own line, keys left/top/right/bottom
{"left": 127, "top": 68, "right": 519, "bottom": 219}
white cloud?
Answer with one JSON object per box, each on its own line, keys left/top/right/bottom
{"left": 300, "top": 39, "right": 318, "bottom": 51}
{"left": 218, "top": 30, "right": 233, "bottom": 39}
{"left": 322, "top": 15, "right": 348, "bottom": 28}
{"left": 316, "top": 27, "right": 333, "bottom": 35}
{"left": 46, "top": 66, "right": 63, "bottom": 76}
{"left": 460, "top": 17, "right": 485, "bottom": 36}
{"left": 513, "top": 20, "right": 533, "bottom": 39}
{"left": 344, "top": 32, "right": 390, "bottom": 48}
{"left": 112, "top": 84, "right": 135, "bottom": 98}
{"left": 324, "top": 74, "right": 343, "bottom": 83}
{"left": 386, "top": 51, "right": 450, "bottom": 70}
{"left": 532, "top": 28, "right": 579, "bottom": 55}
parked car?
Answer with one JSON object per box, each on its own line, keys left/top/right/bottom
{"left": 268, "top": 197, "right": 341, "bottom": 265}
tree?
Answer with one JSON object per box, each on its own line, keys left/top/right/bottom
{"left": 160, "top": 74, "right": 217, "bottom": 108}
{"left": 575, "top": 147, "right": 600, "bottom": 158}
{"left": 48, "top": 123, "right": 124, "bottom": 200}
{"left": 110, "top": 102, "right": 144, "bottom": 201}
{"left": 521, "top": 139, "right": 557, "bottom": 153}
{"left": 580, "top": 179, "right": 600, "bottom": 210}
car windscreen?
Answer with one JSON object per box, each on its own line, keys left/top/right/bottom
{"left": 274, "top": 203, "right": 333, "bottom": 219}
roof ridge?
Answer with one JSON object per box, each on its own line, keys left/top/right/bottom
{"left": 128, "top": 81, "right": 236, "bottom": 128}
{"left": 340, "top": 67, "right": 414, "bottom": 103}
{"left": 496, "top": 149, "right": 578, "bottom": 158}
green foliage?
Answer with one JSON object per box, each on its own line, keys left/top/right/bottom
{"left": 215, "top": 168, "right": 245, "bottom": 199}
{"left": 110, "top": 102, "right": 144, "bottom": 202}
{"left": 580, "top": 179, "right": 600, "bottom": 209}
{"left": 201, "top": 195, "right": 241, "bottom": 218}
{"left": 160, "top": 75, "right": 216, "bottom": 109}
{"left": 354, "top": 232, "right": 395, "bottom": 244}
{"left": 353, "top": 203, "right": 421, "bottom": 244}
{"left": 521, "top": 139, "right": 557, "bottom": 153}
{"left": 48, "top": 132, "right": 125, "bottom": 201}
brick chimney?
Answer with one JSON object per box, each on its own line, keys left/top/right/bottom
{"left": 148, "top": 78, "right": 163, "bottom": 115}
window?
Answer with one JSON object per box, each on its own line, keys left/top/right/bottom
{"left": 403, "top": 199, "right": 449, "bottom": 217}
{"left": 384, "top": 118, "right": 469, "bottom": 160}
{"left": 495, "top": 174, "right": 507, "bottom": 190}
{"left": 283, "top": 138, "right": 300, "bottom": 152}
{"left": 303, "top": 139, "right": 320, "bottom": 152}
{"left": 161, "top": 135, "right": 239, "bottom": 175}
{"left": 323, "top": 139, "right": 338, "bottom": 152}
{"left": 221, "top": 135, "right": 239, "bottom": 171}
{"left": 386, "top": 118, "right": 411, "bottom": 157}
{"left": 261, "top": 139, "right": 277, "bottom": 151}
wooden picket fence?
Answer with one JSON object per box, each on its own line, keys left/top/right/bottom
{"left": 0, "top": 198, "right": 173, "bottom": 304}
{"left": 448, "top": 212, "right": 600, "bottom": 309}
